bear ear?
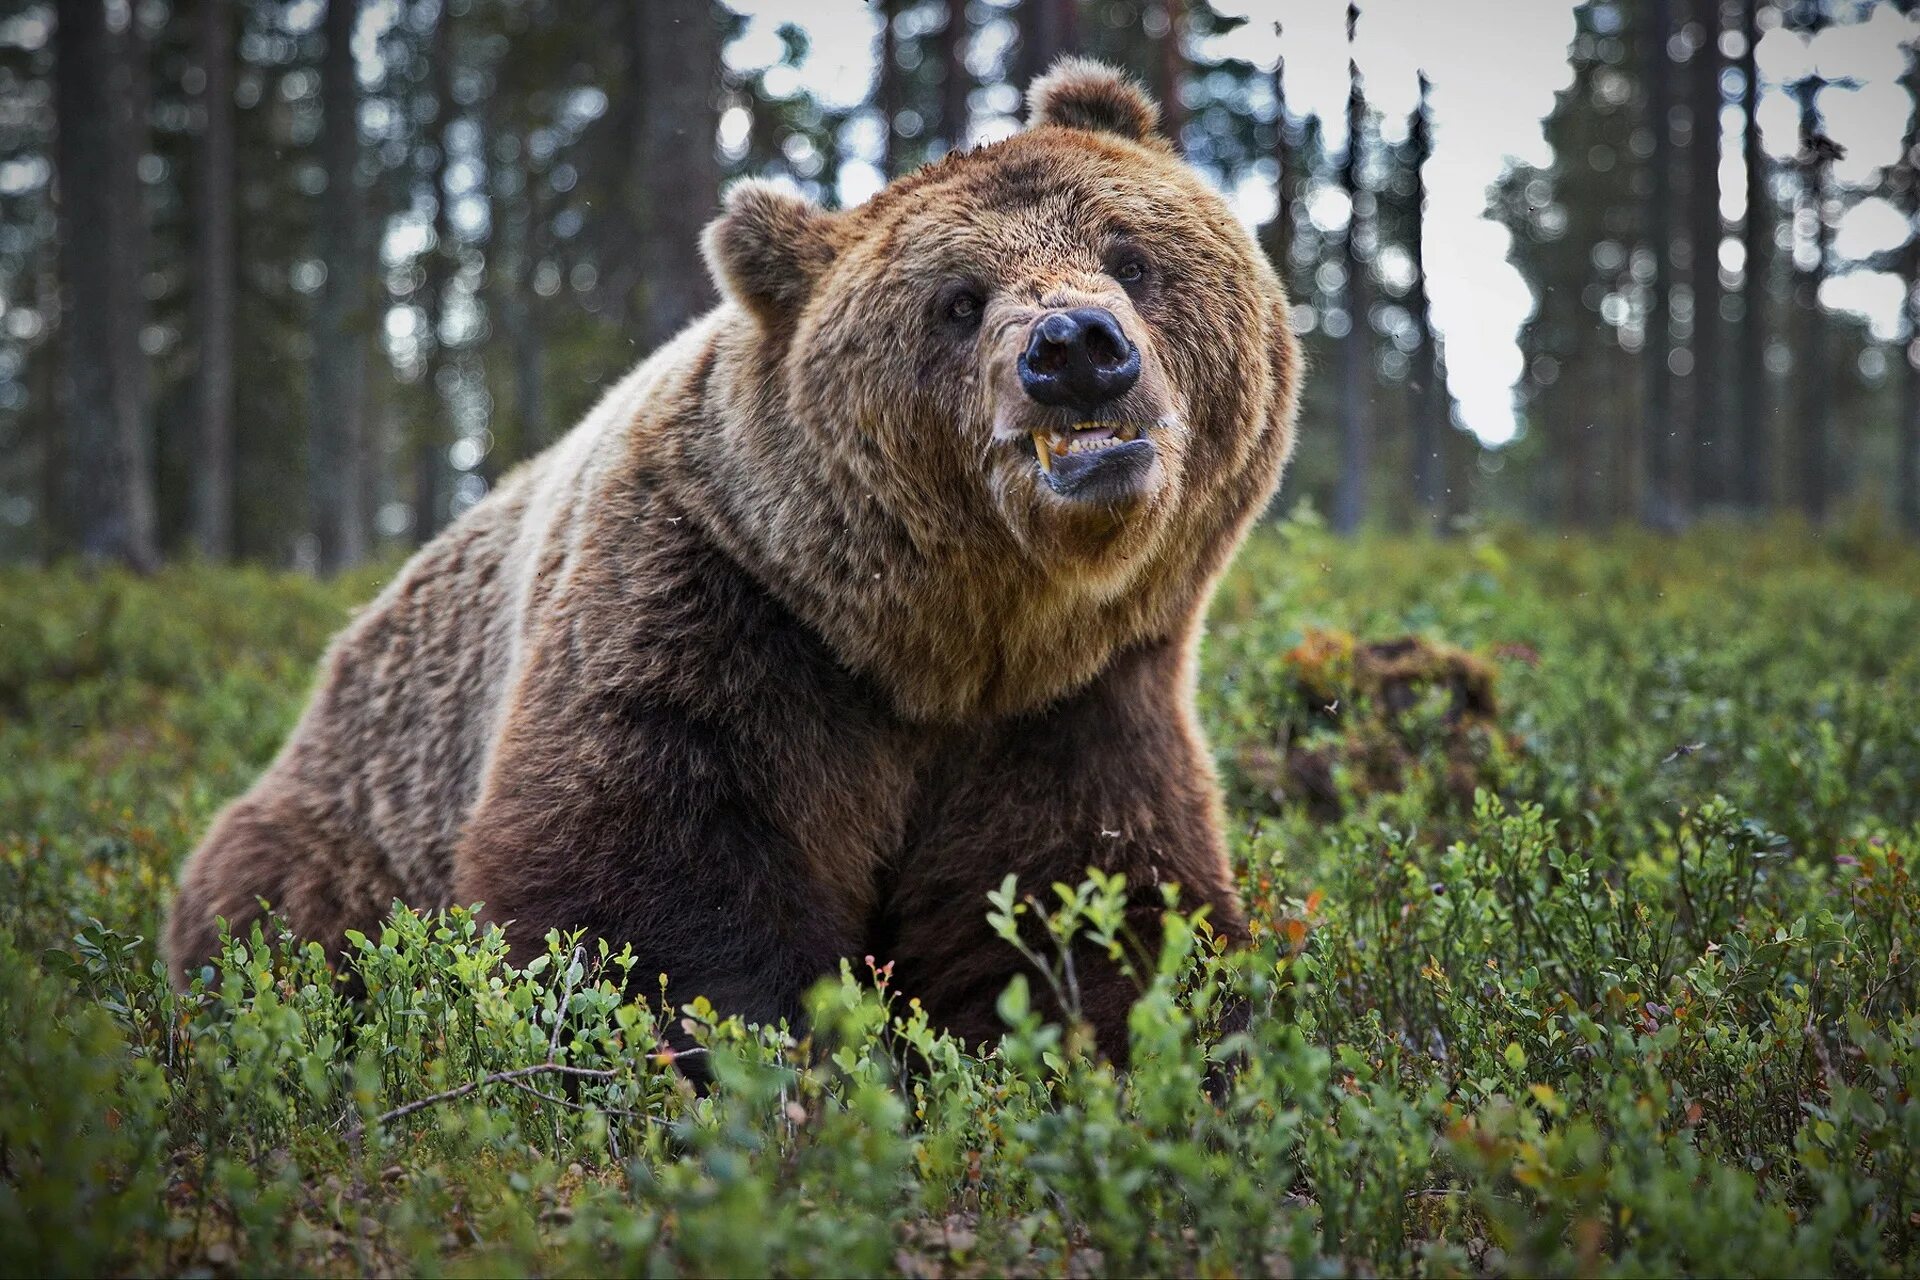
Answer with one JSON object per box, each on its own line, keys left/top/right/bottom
{"left": 1026, "top": 57, "right": 1162, "bottom": 143}
{"left": 702, "top": 179, "right": 838, "bottom": 325}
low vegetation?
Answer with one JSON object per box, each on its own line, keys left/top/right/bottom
{"left": 4, "top": 517, "right": 1918, "bottom": 1276}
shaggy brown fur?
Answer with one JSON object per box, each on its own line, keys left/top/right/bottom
{"left": 167, "top": 61, "right": 1301, "bottom": 1056}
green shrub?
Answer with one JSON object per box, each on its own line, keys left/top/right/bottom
{"left": 3, "top": 522, "right": 1917, "bottom": 1275}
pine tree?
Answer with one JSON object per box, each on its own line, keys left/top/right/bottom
{"left": 191, "top": 0, "right": 237, "bottom": 560}
{"left": 1407, "top": 73, "right": 1444, "bottom": 525}
{"left": 311, "top": 0, "right": 368, "bottom": 569}
{"left": 1333, "top": 3, "right": 1370, "bottom": 535}
{"left": 1642, "top": 0, "right": 1680, "bottom": 528}
{"left": 1684, "top": 0, "right": 1726, "bottom": 507}
{"left": 1734, "top": 0, "right": 1772, "bottom": 510}
{"left": 54, "top": 0, "right": 159, "bottom": 568}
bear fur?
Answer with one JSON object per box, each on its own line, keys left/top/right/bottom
{"left": 166, "top": 60, "right": 1301, "bottom": 1056}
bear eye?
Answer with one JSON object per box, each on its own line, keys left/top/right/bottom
{"left": 933, "top": 284, "right": 983, "bottom": 335}
{"left": 938, "top": 283, "right": 986, "bottom": 330}
{"left": 1113, "top": 255, "right": 1149, "bottom": 289}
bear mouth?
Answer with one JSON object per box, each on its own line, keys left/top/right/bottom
{"left": 1018, "top": 422, "right": 1158, "bottom": 502}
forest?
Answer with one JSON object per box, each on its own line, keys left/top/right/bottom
{"left": 5, "top": 1, "right": 1920, "bottom": 1276}
{"left": 5, "top": 0, "right": 1920, "bottom": 565}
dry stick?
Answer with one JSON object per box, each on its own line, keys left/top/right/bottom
{"left": 346, "top": 1062, "right": 619, "bottom": 1142}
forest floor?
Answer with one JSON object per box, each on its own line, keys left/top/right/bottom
{"left": 3, "top": 516, "right": 1919, "bottom": 1276}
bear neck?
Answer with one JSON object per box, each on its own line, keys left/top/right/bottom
{"left": 661, "top": 319, "right": 1202, "bottom": 725}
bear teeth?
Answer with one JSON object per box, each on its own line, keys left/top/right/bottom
{"left": 1032, "top": 433, "right": 1054, "bottom": 473}
{"left": 1030, "top": 424, "right": 1143, "bottom": 474}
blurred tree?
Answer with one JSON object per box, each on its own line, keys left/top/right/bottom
{"left": 1735, "top": 0, "right": 1771, "bottom": 509}
{"left": 410, "top": 0, "right": 455, "bottom": 546}
{"left": 311, "top": 0, "right": 368, "bottom": 569}
{"left": 1333, "top": 3, "right": 1370, "bottom": 536}
{"left": 1788, "top": 52, "right": 1840, "bottom": 522}
{"left": 1017, "top": 0, "right": 1078, "bottom": 90}
{"left": 1901, "top": 29, "right": 1920, "bottom": 539}
{"left": 1642, "top": 0, "right": 1680, "bottom": 528}
{"left": 0, "top": 7, "right": 60, "bottom": 562}
{"left": 191, "top": 0, "right": 236, "bottom": 560}
{"left": 634, "top": 0, "right": 722, "bottom": 350}
{"left": 878, "top": 0, "right": 902, "bottom": 176}
{"left": 932, "top": 0, "right": 973, "bottom": 153}
{"left": 54, "top": 0, "right": 158, "bottom": 568}
{"left": 1406, "top": 73, "right": 1444, "bottom": 526}
{"left": 1683, "top": 0, "right": 1725, "bottom": 507}
{"left": 1263, "top": 26, "right": 1296, "bottom": 294}
{"left": 1500, "top": 1, "right": 1664, "bottom": 526}
{"left": 1150, "top": 0, "right": 1186, "bottom": 147}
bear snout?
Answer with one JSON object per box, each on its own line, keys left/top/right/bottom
{"left": 1017, "top": 307, "right": 1141, "bottom": 411}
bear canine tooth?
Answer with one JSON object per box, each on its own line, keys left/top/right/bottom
{"left": 1032, "top": 432, "right": 1054, "bottom": 474}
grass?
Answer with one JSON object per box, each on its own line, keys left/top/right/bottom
{"left": 2, "top": 515, "right": 1918, "bottom": 1276}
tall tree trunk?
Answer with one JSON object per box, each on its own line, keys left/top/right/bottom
{"left": 934, "top": 0, "right": 972, "bottom": 155}
{"left": 1791, "top": 76, "right": 1832, "bottom": 523}
{"left": 1151, "top": 0, "right": 1186, "bottom": 148}
{"left": 414, "top": 0, "right": 454, "bottom": 547}
{"left": 1333, "top": 4, "right": 1370, "bottom": 536}
{"left": 1017, "top": 0, "right": 1078, "bottom": 89}
{"left": 1903, "top": 258, "right": 1919, "bottom": 539}
{"left": 506, "top": 256, "right": 546, "bottom": 464}
{"left": 192, "top": 0, "right": 236, "bottom": 560}
{"left": 1686, "top": 0, "right": 1726, "bottom": 509}
{"left": 1407, "top": 72, "right": 1442, "bottom": 527}
{"left": 312, "top": 0, "right": 367, "bottom": 570}
{"left": 1735, "top": 0, "right": 1770, "bottom": 511}
{"left": 1641, "top": 0, "right": 1679, "bottom": 529}
{"left": 1265, "top": 37, "right": 1296, "bottom": 292}
{"left": 877, "top": 0, "right": 901, "bottom": 178}
{"left": 54, "top": 0, "right": 159, "bottom": 569}
{"left": 1900, "top": 36, "right": 1920, "bottom": 538}
{"left": 635, "top": 0, "right": 721, "bottom": 351}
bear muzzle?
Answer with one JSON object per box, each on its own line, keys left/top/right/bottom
{"left": 1019, "top": 426, "right": 1159, "bottom": 503}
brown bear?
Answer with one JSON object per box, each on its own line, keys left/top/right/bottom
{"left": 166, "top": 59, "right": 1301, "bottom": 1057}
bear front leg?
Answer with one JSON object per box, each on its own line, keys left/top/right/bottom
{"left": 452, "top": 539, "right": 915, "bottom": 1042}
{"left": 883, "top": 636, "right": 1246, "bottom": 1063}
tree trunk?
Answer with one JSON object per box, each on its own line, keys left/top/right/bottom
{"left": 1904, "top": 265, "right": 1919, "bottom": 538}
{"left": 1900, "top": 37, "right": 1920, "bottom": 538}
{"left": 934, "top": 0, "right": 972, "bottom": 155}
{"left": 877, "top": 0, "right": 901, "bottom": 178}
{"left": 54, "top": 0, "right": 159, "bottom": 569}
{"left": 414, "top": 0, "right": 454, "bottom": 547}
{"left": 1791, "top": 77, "right": 1831, "bottom": 523}
{"left": 1017, "top": 0, "right": 1078, "bottom": 89}
{"left": 1265, "top": 40, "right": 1296, "bottom": 293}
{"left": 191, "top": 0, "right": 236, "bottom": 561}
{"left": 1641, "top": 0, "right": 1679, "bottom": 529}
{"left": 1333, "top": 6, "right": 1370, "bottom": 536}
{"left": 1407, "top": 73, "right": 1442, "bottom": 527}
{"left": 1151, "top": 0, "right": 1186, "bottom": 148}
{"left": 1686, "top": 0, "right": 1725, "bottom": 509}
{"left": 312, "top": 0, "right": 368, "bottom": 570}
{"left": 1735, "top": 0, "right": 1769, "bottom": 511}
{"left": 634, "top": 0, "right": 722, "bottom": 352}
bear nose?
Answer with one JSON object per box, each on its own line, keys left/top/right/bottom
{"left": 1018, "top": 307, "right": 1141, "bottom": 410}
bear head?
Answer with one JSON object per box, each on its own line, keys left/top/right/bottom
{"left": 688, "top": 59, "right": 1300, "bottom": 721}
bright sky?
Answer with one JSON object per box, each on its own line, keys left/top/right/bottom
{"left": 724, "top": 0, "right": 1920, "bottom": 448}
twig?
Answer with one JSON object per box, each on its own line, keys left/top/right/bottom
{"left": 346, "top": 1062, "right": 619, "bottom": 1141}
{"left": 504, "top": 1076, "right": 651, "bottom": 1122}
